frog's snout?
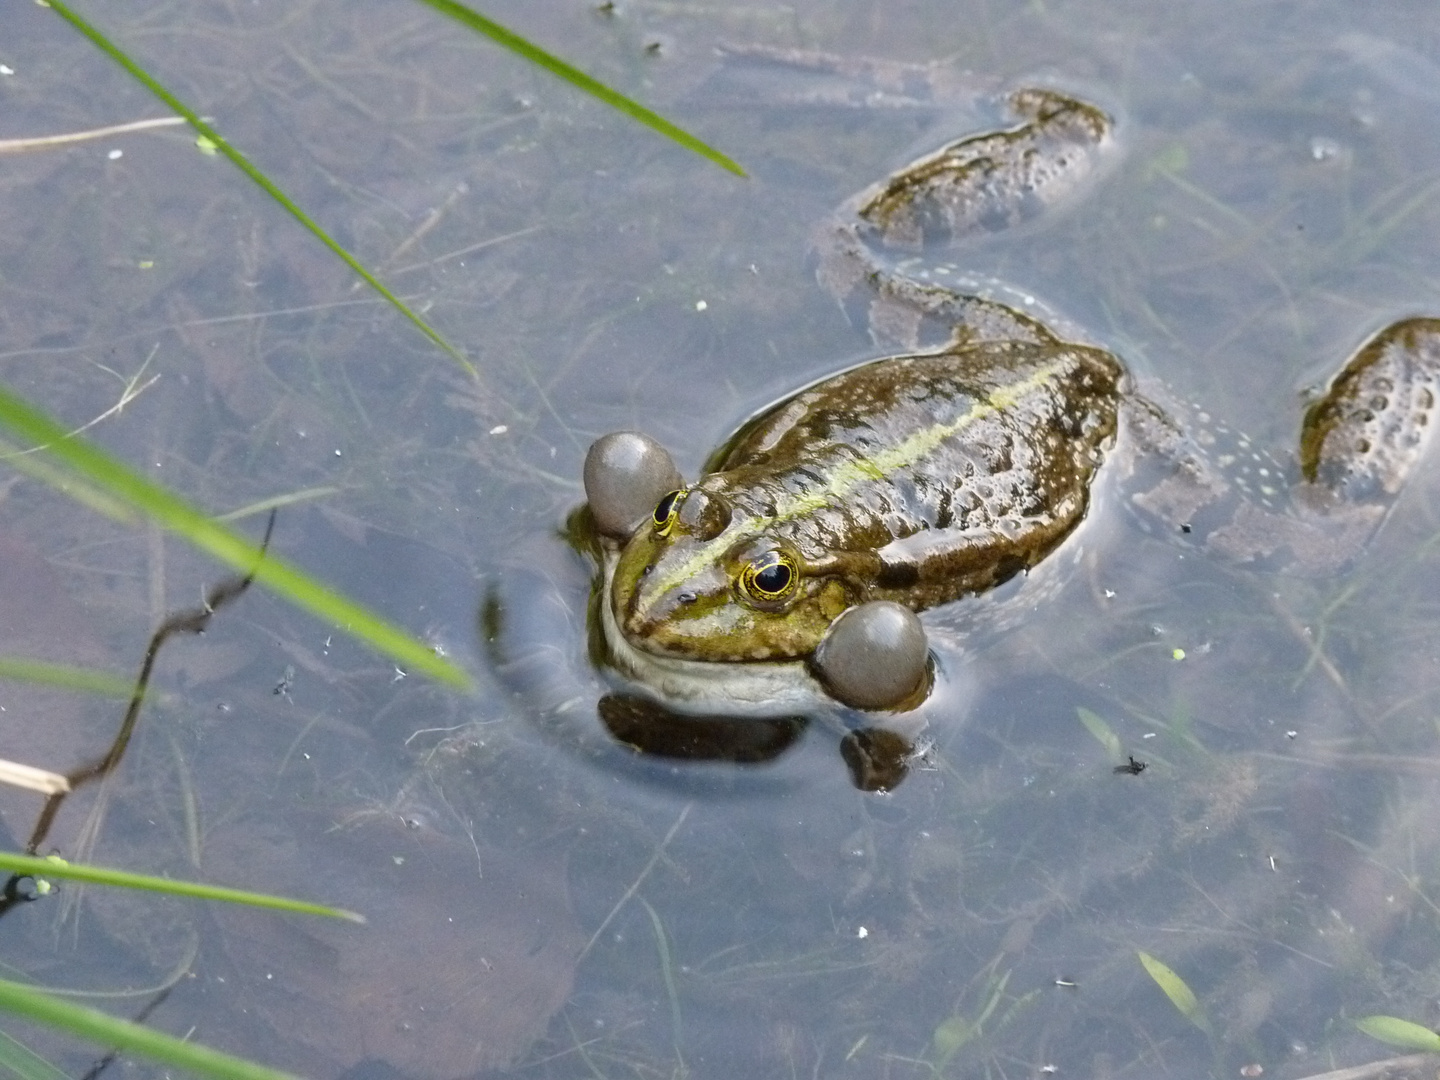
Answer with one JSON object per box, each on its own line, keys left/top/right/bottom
{"left": 613, "top": 567, "right": 674, "bottom": 647}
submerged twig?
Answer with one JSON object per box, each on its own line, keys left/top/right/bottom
{"left": 0, "top": 346, "right": 161, "bottom": 462}
{"left": 355, "top": 181, "right": 471, "bottom": 286}
{"left": 0, "top": 117, "right": 189, "bottom": 155}
{"left": 578, "top": 802, "right": 691, "bottom": 963}
{"left": 0, "top": 759, "right": 70, "bottom": 795}
{"left": 78, "top": 985, "right": 174, "bottom": 1080}
{"left": 2, "top": 511, "right": 278, "bottom": 913}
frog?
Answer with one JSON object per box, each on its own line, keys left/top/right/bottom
{"left": 581, "top": 87, "right": 1440, "bottom": 716}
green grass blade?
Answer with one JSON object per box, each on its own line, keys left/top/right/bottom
{"left": 931, "top": 1014, "right": 977, "bottom": 1062}
{"left": 1077, "top": 706, "right": 1122, "bottom": 761}
{"left": 41, "top": 0, "right": 474, "bottom": 376}
{"left": 216, "top": 487, "right": 341, "bottom": 523}
{"left": 0, "top": 437, "right": 137, "bottom": 525}
{"left": 1355, "top": 1016, "right": 1440, "bottom": 1052}
{"left": 0, "top": 980, "right": 305, "bottom": 1080}
{"left": 416, "top": 0, "right": 745, "bottom": 177}
{"left": 0, "top": 854, "right": 363, "bottom": 923}
{"left": 0, "top": 1030, "right": 71, "bottom": 1080}
{"left": 0, "top": 384, "right": 468, "bottom": 689}
{"left": 1137, "top": 951, "right": 1212, "bottom": 1036}
{"left": 0, "top": 658, "right": 130, "bottom": 697}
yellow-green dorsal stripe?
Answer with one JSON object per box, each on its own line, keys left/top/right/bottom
{"left": 643, "top": 356, "right": 1071, "bottom": 604}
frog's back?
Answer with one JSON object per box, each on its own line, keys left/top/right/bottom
{"left": 704, "top": 339, "right": 1123, "bottom": 609}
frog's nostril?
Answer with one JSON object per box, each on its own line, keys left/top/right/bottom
{"left": 677, "top": 591, "right": 697, "bottom": 604}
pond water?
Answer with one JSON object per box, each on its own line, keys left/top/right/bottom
{"left": 3, "top": 1, "right": 1440, "bottom": 1078}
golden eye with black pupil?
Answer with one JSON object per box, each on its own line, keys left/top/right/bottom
{"left": 652, "top": 489, "right": 684, "bottom": 536}
{"left": 738, "top": 549, "right": 799, "bottom": 606}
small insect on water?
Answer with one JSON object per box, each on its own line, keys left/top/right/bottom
{"left": 1113, "top": 755, "right": 1147, "bottom": 776}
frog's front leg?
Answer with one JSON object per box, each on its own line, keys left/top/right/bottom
{"left": 816, "top": 88, "right": 1115, "bottom": 352}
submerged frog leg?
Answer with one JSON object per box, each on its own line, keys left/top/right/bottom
{"left": 1122, "top": 388, "right": 1350, "bottom": 569}
{"left": 712, "top": 43, "right": 1001, "bottom": 112}
{"left": 1124, "top": 389, "right": 1283, "bottom": 533}
{"left": 816, "top": 89, "right": 1114, "bottom": 352}
{"left": 1211, "top": 317, "right": 1440, "bottom": 568}
{"left": 1131, "top": 319, "right": 1440, "bottom": 572}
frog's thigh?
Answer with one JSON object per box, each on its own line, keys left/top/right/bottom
{"left": 1300, "top": 317, "right": 1440, "bottom": 501}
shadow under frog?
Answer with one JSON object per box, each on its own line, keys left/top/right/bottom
{"left": 576, "top": 88, "right": 1440, "bottom": 791}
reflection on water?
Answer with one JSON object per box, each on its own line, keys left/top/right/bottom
{"left": 597, "top": 694, "right": 810, "bottom": 766}
{"left": 593, "top": 696, "right": 923, "bottom": 794}
{"left": 3, "top": 1, "right": 1440, "bottom": 1078}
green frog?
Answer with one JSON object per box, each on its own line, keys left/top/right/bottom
{"left": 583, "top": 88, "right": 1440, "bottom": 715}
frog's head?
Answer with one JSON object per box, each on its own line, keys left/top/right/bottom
{"left": 583, "top": 432, "right": 857, "bottom": 662}
{"left": 609, "top": 482, "right": 858, "bottom": 661}
{"left": 584, "top": 432, "right": 931, "bottom": 710}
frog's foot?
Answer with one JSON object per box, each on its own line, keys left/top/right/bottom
{"left": 815, "top": 88, "right": 1114, "bottom": 352}
{"left": 1130, "top": 318, "right": 1440, "bottom": 573}
{"left": 811, "top": 601, "right": 932, "bottom": 711}
{"left": 850, "top": 88, "right": 1112, "bottom": 250}
{"left": 1298, "top": 317, "right": 1440, "bottom": 504}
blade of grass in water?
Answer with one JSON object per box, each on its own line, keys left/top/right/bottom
{"left": 1354, "top": 1016, "right": 1440, "bottom": 1053}
{"left": 0, "top": 116, "right": 189, "bottom": 156}
{"left": 0, "top": 1030, "right": 71, "bottom": 1080}
{"left": 0, "top": 980, "right": 306, "bottom": 1080}
{"left": 41, "top": 0, "right": 474, "bottom": 377}
{"left": 416, "top": 0, "right": 745, "bottom": 177}
{"left": 0, "top": 658, "right": 130, "bottom": 697}
{"left": 216, "top": 487, "right": 341, "bottom": 523}
{"left": 1137, "top": 951, "right": 1212, "bottom": 1036}
{"left": 0, "top": 383, "right": 468, "bottom": 688}
{"left": 0, "top": 853, "right": 363, "bottom": 922}
{"left": 1076, "top": 706, "right": 1122, "bottom": 761}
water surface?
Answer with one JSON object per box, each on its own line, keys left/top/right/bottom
{"left": 2, "top": 1, "right": 1440, "bottom": 1078}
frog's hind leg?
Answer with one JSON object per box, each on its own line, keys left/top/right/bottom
{"left": 1124, "top": 390, "right": 1289, "bottom": 547}
{"left": 711, "top": 43, "right": 1001, "bottom": 112}
{"left": 816, "top": 89, "right": 1114, "bottom": 352}
{"left": 1169, "top": 318, "right": 1440, "bottom": 573}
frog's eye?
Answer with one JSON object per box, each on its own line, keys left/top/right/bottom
{"left": 738, "top": 549, "right": 799, "bottom": 606}
{"left": 652, "top": 489, "right": 685, "bottom": 536}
